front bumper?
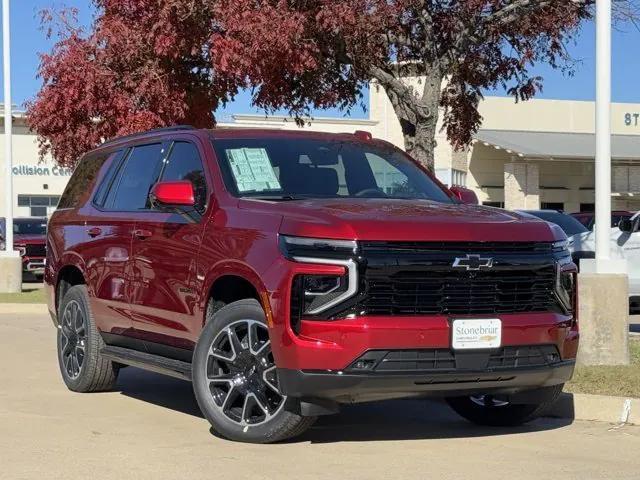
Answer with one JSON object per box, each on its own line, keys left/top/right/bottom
{"left": 278, "top": 360, "right": 575, "bottom": 404}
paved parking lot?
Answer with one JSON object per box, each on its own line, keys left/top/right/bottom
{"left": 2, "top": 311, "right": 640, "bottom": 480}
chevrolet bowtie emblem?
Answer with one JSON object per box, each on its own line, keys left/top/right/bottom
{"left": 452, "top": 254, "right": 494, "bottom": 271}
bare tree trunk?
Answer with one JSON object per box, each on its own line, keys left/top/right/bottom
{"left": 376, "top": 68, "right": 442, "bottom": 171}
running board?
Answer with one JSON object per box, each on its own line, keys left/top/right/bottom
{"left": 101, "top": 346, "right": 192, "bottom": 381}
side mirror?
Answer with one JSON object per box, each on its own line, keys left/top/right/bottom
{"left": 149, "top": 181, "right": 202, "bottom": 223}
{"left": 150, "top": 181, "right": 195, "bottom": 209}
{"left": 619, "top": 218, "right": 636, "bottom": 234}
{"left": 450, "top": 186, "right": 479, "bottom": 205}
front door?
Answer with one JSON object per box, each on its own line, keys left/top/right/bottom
{"left": 129, "top": 138, "right": 210, "bottom": 350}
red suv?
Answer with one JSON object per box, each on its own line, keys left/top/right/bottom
{"left": 0, "top": 217, "right": 48, "bottom": 280}
{"left": 46, "top": 126, "right": 578, "bottom": 443}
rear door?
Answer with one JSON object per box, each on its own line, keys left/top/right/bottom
{"left": 128, "top": 137, "right": 210, "bottom": 350}
{"left": 88, "top": 143, "right": 165, "bottom": 338}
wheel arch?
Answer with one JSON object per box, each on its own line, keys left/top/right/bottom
{"left": 55, "top": 264, "right": 87, "bottom": 319}
{"left": 202, "top": 265, "right": 273, "bottom": 327}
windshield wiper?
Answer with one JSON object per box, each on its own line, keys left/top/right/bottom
{"left": 249, "top": 194, "right": 307, "bottom": 201}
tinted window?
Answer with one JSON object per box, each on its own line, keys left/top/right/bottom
{"left": 523, "top": 211, "right": 588, "bottom": 236}
{"left": 161, "top": 142, "right": 208, "bottom": 212}
{"left": 93, "top": 150, "right": 126, "bottom": 207}
{"left": 13, "top": 219, "right": 47, "bottom": 235}
{"left": 58, "top": 151, "right": 112, "bottom": 209}
{"left": 212, "top": 138, "right": 452, "bottom": 203}
{"left": 107, "top": 144, "right": 163, "bottom": 211}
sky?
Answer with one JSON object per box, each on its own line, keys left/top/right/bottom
{"left": 3, "top": 2, "right": 640, "bottom": 120}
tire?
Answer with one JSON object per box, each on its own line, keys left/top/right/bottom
{"left": 192, "top": 299, "right": 316, "bottom": 443}
{"left": 56, "top": 285, "right": 119, "bottom": 392}
{"left": 446, "top": 385, "right": 563, "bottom": 427}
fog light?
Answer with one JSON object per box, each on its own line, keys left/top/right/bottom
{"left": 352, "top": 359, "right": 376, "bottom": 371}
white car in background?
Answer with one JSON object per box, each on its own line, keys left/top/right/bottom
{"left": 569, "top": 211, "right": 640, "bottom": 308}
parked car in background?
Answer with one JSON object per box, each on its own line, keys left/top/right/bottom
{"left": 517, "top": 210, "right": 589, "bottom": 238}
{"left": 570, "top": 210, "right": 633, "bottom": 230}
{"left": 46, "top": 126, "right": 577, "bottom": 443}
{"left": 449, "top": 185, "right": 479, "bottom": 205}
{"left": 570, "top": 211, "right": 640, "bottom": 311}
{"left": 0, "top": 217, "right": 48, "bottom": 281}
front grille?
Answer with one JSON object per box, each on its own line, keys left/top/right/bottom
{"left": 346, "top": 345, "right": 561, "bottom": 373}
{"left": 363, "top": 266, "right": 557, "bottom": 315}
{"left": 25, "top": 244, "right": 46, "bottom": 257}
{"left": 360, "top": 241, "right": 562, "bottom": 255}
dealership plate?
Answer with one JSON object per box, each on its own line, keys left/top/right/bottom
{"left": 451, "top": 319, "right": 502, "bottom": 350}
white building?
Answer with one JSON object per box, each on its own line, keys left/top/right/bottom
{"left": 2, "top": 84, "right": 640, "bottom": 217}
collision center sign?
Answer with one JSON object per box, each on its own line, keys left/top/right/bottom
{"left": 12, "top": 165, "right": 72, "bottom": 177}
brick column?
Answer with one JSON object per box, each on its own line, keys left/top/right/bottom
{"left": 504, "top": 162, "right": 539, "bottom": 210}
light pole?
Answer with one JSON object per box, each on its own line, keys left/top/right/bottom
{"left": 0, "top": 0, "right": 20, "bottom": 294}
{"left": 595, "top": 0, "right": 612, "bottom": 269}
{"left": 577, "top": 0, "right": 629, "bottom": 366}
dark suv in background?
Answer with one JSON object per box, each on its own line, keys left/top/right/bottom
{"left": 0, "top": 217, "right": 48, "bottom": 281}
{"left": 46, "top": 126, "right": 578, "bottom": 443}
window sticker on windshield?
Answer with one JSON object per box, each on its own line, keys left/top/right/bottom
{"left": 226, "top": 148, "right": 281, "bottom": 193}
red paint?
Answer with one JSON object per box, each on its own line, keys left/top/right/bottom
{"left": 450, "top": 186, "right": 479, "bottom": 205}
{"left": 150, "top": 181, "right": 195, "bottom": 207}
{"left": 46, "top": 128, "right": 577, "bottom": 379}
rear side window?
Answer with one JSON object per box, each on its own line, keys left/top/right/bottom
{"left": 105, "top": 143, "right": 163, "bottom": 211}
{"left": 58, "top": 151, "right": 113, "bottom": 209}
{"left": 160, "top": 141, "right": 208, "bottom": 212}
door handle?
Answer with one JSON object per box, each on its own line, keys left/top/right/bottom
{"left": 134, "top": 229, "right": 153, "bottom": 239}
{"left": 87, "top": 227, "right": 102, "bottom": 238}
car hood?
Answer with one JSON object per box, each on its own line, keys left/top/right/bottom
{"left": 568, "top": 227, "right": 623, "bottom": 253}
{"left": 239, "top": 198, "right": 564, "bottom": 242}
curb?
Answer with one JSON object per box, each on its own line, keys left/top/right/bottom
{"left": 0, "top": 303, "right": 48, "bottom": 314}
{"left": 545, "top": 392, "right": 636, "bottom": 425}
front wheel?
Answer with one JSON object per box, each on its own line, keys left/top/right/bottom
{"left": 192, "top": 299, "right": 315, "bottom": 443}
{"left": 446, "top": 385, "right": 562, "bottom": 427}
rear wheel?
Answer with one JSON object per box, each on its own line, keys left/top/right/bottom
{"left": 446, "top": 385, "right": 562, "bottom": 427}
{"left": 192, "top": 299, "right": 315, "bottom": 443}
{"left": 56, "top": 285, "right": 119, "bottom": 392}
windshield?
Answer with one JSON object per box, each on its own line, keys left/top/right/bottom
{"left": 523, "top": 211, "right": 588, "bottom": 237}
{"left": 13, "top": 219, "right": 47, "bottom": 236}
{"left": 212, "top": 137, "right": 453, "bottom": 202}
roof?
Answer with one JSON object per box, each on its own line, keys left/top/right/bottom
{"left": 475, "top": 129, "right": 640, "bottom": 160}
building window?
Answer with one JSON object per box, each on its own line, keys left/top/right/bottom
{"left": 483, "top": 201, "right": 504, "bottom": 208}
{"left": 452, "top": 169, "right": 467, "bottom": 187}
{"left": 17, "top": 195, "right": 61, "bottom": 217}
{"left": 541, "top": 202, "right": 564, "bottom": 211}
{"left": 580, "top": 203, "right": 595, "bottom": 213}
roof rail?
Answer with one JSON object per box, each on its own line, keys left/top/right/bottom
{"left": 99, "top": 125, "right": 196, "bottom": 148}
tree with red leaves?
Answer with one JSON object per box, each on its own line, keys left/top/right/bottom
{"left": 213, "top": 0, "right": 601, "bottom": 169}
{"left": 27, "top": 1, "right": 236, "bottom": 167}
{"left": 28, "top": 1, "right": 635, "bottom": 169}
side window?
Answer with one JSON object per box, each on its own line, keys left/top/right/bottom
{"left": 365, "top": 152, "right": 414, "bottom": 196}
{"left": 93, "top": 149, "right": 126, "bottom": 207}
{"left": 58, "top": 151, "right": 113, "bottom": 209}
{"left": 161, "top": 141, "right": 208, "bottom": 212}
{"left": 107, "top": 143, "right": 163, "bottom": 211}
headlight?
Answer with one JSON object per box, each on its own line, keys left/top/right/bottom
{"left": 552, "top": 240, "right": 569, "bottom": 251}
{"left": 282, "top": 235, "right": 359, "bottom": 332}
{"left": 555, "top": 267, "right": 576, "bottom": 313}
{"left": 15, "top": 245, "right": 26, "bottom": 257}
{"left": 279, "top": 235, "right": 357, "bottom": 260}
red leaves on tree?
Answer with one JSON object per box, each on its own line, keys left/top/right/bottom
{"left": 28, "top": 0, "right": 600, "bottom": 168}
{"left": 27, "top": 1, "right": 234, "bottom": 167}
